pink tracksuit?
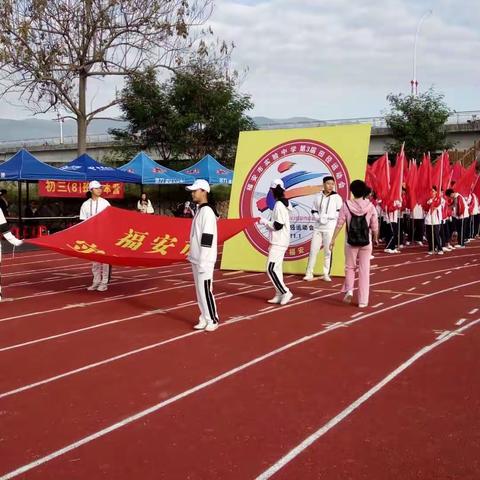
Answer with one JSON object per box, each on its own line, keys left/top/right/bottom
{"left": 335, "top": 199, "right": 379, "bottom": 306}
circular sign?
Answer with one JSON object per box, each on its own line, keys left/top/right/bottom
{"left": 239, "top": 139, "right": 350, "bottom": 260}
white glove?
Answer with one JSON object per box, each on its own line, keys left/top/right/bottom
{"left": 258, "top": 217, "right": 269, "bottom": 226}
{"left": 3, "top": 231, "right": 23, "bottom": 247}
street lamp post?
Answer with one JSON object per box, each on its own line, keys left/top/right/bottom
{"left": 411, "top": 9, "right": 433, "bottom": 96}
{"left": 55, "top": 112, "right": 64, "bottom": 144}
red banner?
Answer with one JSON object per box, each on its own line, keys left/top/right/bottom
{"left": 26, "top": 207, "right": 256, "bottom": 267}
{"left": 38, "top": 180, "right": 124, "bottom": 199}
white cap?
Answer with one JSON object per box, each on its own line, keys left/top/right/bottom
{"left": 186, "top": 179, "right": 211, "bottom": 193}
{"left": 88, "top": 180, "right": 103, "bottom": 190}
{"left": 270, "top": 178, "right": 285, "bottom": 189}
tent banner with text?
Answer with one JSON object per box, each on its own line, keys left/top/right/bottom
{"left": 221, "top": 125, "right": 372, "bottom": 276}
{"left": 26, "top": 206, "right": 256, "bottom": 267}
{"left": 39, "top": 180, "right": 125, "bottom": 199}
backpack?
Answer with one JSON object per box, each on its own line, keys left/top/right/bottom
{"left": 345, "top": 203, "right": 370, "bottom": 247}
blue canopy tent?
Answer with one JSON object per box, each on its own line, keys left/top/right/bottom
{"left": 0, "top": 149, "right": 85, "bottom": 181}
{"left": 60, "top": 153, "right": 141, "bottom": 183}
{"left": 119, "top": 152, "right": 194, "bottom": 184}
{"left": 179, "top": 154, "right": 233, "bottom": 185}
{"left": 0, "top": 148, "right": 85, "bottom": 236}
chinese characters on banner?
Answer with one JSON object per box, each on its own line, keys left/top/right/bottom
{"left": 38, "top": 180, "right": 124, "bottom": 199}
{"left": 26, "top": 206, "right": 256, "bottom": 267}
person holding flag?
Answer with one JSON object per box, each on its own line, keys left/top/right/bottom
{"left": 186, "top": 179, "right": 220, "bottom": 332}
{"left": 446, "top": 188, "right": 469, "bottom": 248}
{"left": 80, "top": 181, "right": 111, "bottom": 291}
{"left": 424, "top": 186, "right": 443, "bottom": 255}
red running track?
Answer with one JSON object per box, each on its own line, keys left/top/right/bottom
{"left": 0, "top": 243, "right": 479, "bottom": 479}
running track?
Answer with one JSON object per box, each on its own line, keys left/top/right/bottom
{"left": 0, "top": 242, "right": 479, "bottom": 479}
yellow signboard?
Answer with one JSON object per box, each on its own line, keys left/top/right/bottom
{"left": 221, "top": 124, "right": 372, "bottom": 276}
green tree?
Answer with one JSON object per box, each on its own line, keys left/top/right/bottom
{"left": 0, "top": 0, "right": 215, "bottom": 154}
{"left": 112, "top": 62, "right": 256, "bottom": 167}
{"left": 385, "top": 89, "right": 455, "bottom": 160}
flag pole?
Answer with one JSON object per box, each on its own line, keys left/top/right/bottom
{"left": 397, "top": 144, "right": 405, "bottom": 248}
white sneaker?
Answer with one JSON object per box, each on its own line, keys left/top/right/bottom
{"left": 455, "top": 245, "right": 465, "bottom": 249}
{"left": 437, "top": 251, "right": 444, "bottom": 255}
{"left": 303, "top": 274, "right": 314, "bottom": 281}
{"left": 193, "top": 318, "right": 207, "bottom": 330}
{"left": 358, "top": 303, "right": 368, "bottom": 308}
{"left": 267, "top": 295, "right": 282, "bottom": 304}
{"left": 416, "top": 241, "right": 424, "bottom": 246}
{"left": 343, "top": 291, "right": 353, "bottom": 304}
{"left": 384, "top": 249, "right": 395, "bottom": 254}
{"left": 405, "top": 241, "right": 411, "bottom": 246}
{"left": 323, "top": 275, "right": 332, "bottom": 282}
{"left": 86, "top": 283, "right": 99, "bottom": 291}
{"left": 427, "top": 251, "right": 434, "bottom": 255}
{"left": 442, "top": 247, "right": 449, "bottom": 252}
{"left": 370, "top": 255, "right": 375, "bottom": 260}
{"left": 280, "top": 291, "right": 293, "bottom": 305}
{"left": 97, "top": 284, "right": 108, "bottom": 291}
{"left": 393, "top": 249, "right": 400, "bottom": 253}
{"left": 205, "top": 322, "right": 219, "bottom": 332}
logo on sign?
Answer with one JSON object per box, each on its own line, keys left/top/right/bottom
{"left": 239, "top": 139, "right": 350, "bottom": 260}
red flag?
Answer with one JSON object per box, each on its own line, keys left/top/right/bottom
{"left": 451, "top": 162, "right": 465, "bottom": 185}
{"left": 431, "top": 151, "right": 451, "bottom": 192}
{"left": 473, "top": 175, "right": 480, "bottom": 198}
{"left": 369, "top": 153, "right": 390, "bottom": 203}
{"left": 26, "top": 207, "right": 256, "bottom": 267}
{"left": 416, "top": 153, "right": 432, "bottom": 206}
{"left": 405, "top": 161, "right": 418, "bottom": 210}
{"left": 454, "top": 161, "right": 477, "bottom": 197}
{"left": 386, "top": 149, "right": 404, "bottom": 211}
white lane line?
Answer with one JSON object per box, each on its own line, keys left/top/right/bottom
{"left": 469, "top": 308, "right": 479, "bottom": 315}
{"left": 0, "top": 296, "right": 480, "bottom": 480}
{"left": 407, "top": 287, "right": 416, "bottom": 292}
{"left": 0, "top": 272, "right": 262, "bottom": 325}
{"left": 5, "top": 263, "right": 191, "bottom": 291}
{"left": 445, "top": 271, "right": 452, "bottom": 275}
{"left": 1, "top": 272, "right": 477, "bottom": 403}
{"left": 255, "top": 319, "right": 480, "bottom": 480}
{"left": 435, "top": 330, "right": 450, "bottom": 340}
{"left": 435, "top": 276, "right": 442, "bottom": 280}
{"left": 223, "top": 270, "right": 245, "bottom": 276}
{"left": 259, "top": 306, "right": 276, "bottom": 313}
{"left": 3, "top": 257, "right": 84, "bottom": 269}
{"left": 455, "top": 319, "right": 467, "bottom": 326}
{"left": 0, "top": 282, "right": 273, "bottom": 355}
{"left": 421, "top": 281, "right": 431, "bottom": 285}
{"left": 371, "top": 303, "right": 384, "bottom": 308}
{"left": 381, "top": 268, "right": 389, "bottom": 272}
{"left": 391, "top": 294, "right": 402, "bottom": 300}
{"left": 350, "top": 312, "right": 363, "bottom": 318}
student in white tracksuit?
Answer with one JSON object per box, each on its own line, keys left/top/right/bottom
{"left": 79, "top": 181, "right": 111, "bottom": 291}
{"left": 186, "top": 179, "right": 219, "bottom": 332}
{"left": 304, "top": 176, "right": 343, "bottom": 282}
{"left": 258, "top": 178, "right": 293, "bottom": 305}
{"left": 0, "top": 208, "right": 24, "bottom": 300}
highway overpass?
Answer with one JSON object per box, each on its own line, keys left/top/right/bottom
{"left": 1, "top": 111, "right": 479, "bottom": 164}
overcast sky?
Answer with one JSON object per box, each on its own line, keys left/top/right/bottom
{"left": 1, "top": 0, "right": 478, "bottom": 121}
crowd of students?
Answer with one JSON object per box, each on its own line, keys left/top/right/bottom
{"left": 2, "top": 174, "right": 476, "bottom": 332}
{"left": 373, "top": 184, "right": 479, "bottom": 254}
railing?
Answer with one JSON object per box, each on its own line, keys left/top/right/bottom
{"left": 0, "top": 133, "right": 117, "bottom": 150}
{"left": 258, "top": 110, "right": 480, "bottom": 130}
{"left": 1, "top": 110, "right": 479, "bottom": 149}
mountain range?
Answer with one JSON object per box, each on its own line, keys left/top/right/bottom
{"left": 0, "top": 116, "right": 321, "bottom": 142}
